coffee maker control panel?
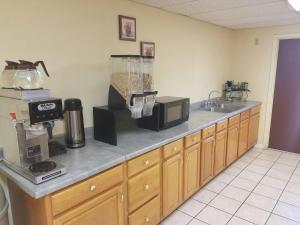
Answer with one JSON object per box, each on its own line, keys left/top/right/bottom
{"left": 28, "top": 98, "right": 63, "bottom": 124}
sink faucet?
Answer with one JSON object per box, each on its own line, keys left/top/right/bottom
{"left": 208, "top": 90, "right": 222, "bottom": 100}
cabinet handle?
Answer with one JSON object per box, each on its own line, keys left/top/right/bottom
{"left": 121, "top": 193, "right": 124, "bottom": 202}
{"left": 192, "top": 137, "right": 196, "bottom": 142}
{"left": 144, "top": 184, "right": 150, "bottom": 191}
{"left": 90, "top": 185, "right": 96, "bottom": 192}
{"left": 173, "top": 146, "right": 177, "bottom": 151}
{"left": 145, "top": 217, "right": 150, "bottom": 223}
{"left": 144, "top": 160, "right": 150, "bottom": 166}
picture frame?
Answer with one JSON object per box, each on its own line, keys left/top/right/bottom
{"left": 140, "top": 42, "right": 155, "bottom": 58}
{"left": 119, "top": 15, "right": 136, "bottom": 41}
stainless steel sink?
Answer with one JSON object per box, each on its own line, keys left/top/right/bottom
{"left": 199, "top": 101, "right": 246, "bottom": 113}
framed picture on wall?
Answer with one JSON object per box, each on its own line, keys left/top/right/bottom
{"left": 140, "top": 42, "right": 155, "bottom": 58}
{"left": 119, "top": 15, "right": 136, "bottom": 41}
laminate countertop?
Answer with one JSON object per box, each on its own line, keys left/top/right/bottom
{"left": 0, "top": 100, "right": 261, "bottom": 199}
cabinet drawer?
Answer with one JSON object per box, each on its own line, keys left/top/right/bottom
{"left": 128, "top": 165, "right": 160, "bottom": 212}
{"left": 241, "top": 111, "right": 250, "bottom": 121}
{"left": 216, "top": 120, "right": 228, "bottom": 132}
{"left": 184, "top": 132, "right": 201, "bottom": 148}
{"left": 129, "top": 195, "right": 161, "bottom": 225}
{"left": 202, "top": 125, "right": 216, "bottom": 139}
{"left": 163, "top": 139, "right": 183, "bottom": 159}
{"left": 128, "top": 149, "right": 161, "bottom": 177}
{"left": 250, "top": 105, "right": 261, "bottom": 116}
{"left": 51, "top": 164, "right": 124, "bottom": 216}
{"left": 229, "top": 114, "right": 240, "bottom": 127}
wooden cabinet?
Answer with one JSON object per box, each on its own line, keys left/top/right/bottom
{"left": 163, "top": 153, "right": 183, "bottom": 217}
{"left": 53, "top": 185, "right": 125, "bottom": 225}
{"left": 227, "top": 124, "right": 239, "bottom": 165}
{"left": 201, "top": 135, "right": 215, "bottom": 185}
{"left": 214, "top": 129, "right": 227, "bottom": 176}
{"left": 184, "top": 143, "right": 201, "bottom": 200}
{"left": 238, "top": 118, "right": 249, "bottom": 157}
{"left": 248, "top": 113, "right": 260, "bottom": 149}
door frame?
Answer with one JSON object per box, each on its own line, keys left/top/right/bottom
{"left": 263, "top": 33, "right": 300, "bottom": 148}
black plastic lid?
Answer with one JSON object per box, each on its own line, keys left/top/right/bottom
{"left": 64, "top": 98, "right": 83, "bottom": 111}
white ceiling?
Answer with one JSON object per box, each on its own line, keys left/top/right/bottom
{"left": 131, "top": 0, "right": 300, "bottom": 29}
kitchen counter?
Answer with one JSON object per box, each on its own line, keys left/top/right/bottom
{"left": 0, "top": 100, "right": 261, "bottom": 199}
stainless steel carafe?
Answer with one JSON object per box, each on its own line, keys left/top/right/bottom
{"left": 64, "top": 99, "right": 85, "bottom": 148}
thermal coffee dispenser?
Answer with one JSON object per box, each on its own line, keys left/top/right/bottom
{"left": 94, "top": 55, "right": 158, "bottom": 145}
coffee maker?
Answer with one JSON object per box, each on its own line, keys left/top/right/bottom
{"left": 0, "top": 95, "right": 66, "bottom": 184}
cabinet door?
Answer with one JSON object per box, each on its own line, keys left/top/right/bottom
{"left": 53, "top": 185, "right": 125, "bottom": 225}
{"left": 214, "top": 130, "right": 227, "bottom": 176}
{"left": 201, "top": 136, "right": 215, "bottom": 186}
{"left": 184, "top": 144, "right": 200, "bottom": 200}
{"left": 227, "top": 124, "right": 239, "bottom": 166}
{"left": 163, "top": 153, "right": 183, "bottom": 217}
{"left": 248, "top": 114, "right": 260, "bottom": 149}
{"left": 238, "top": 119, "right": 249, "bottom": 157}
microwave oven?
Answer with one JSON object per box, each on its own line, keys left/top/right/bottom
{"left": 138, "top": 96, "right": 190, "bottom": 131}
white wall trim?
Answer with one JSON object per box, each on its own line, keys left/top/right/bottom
{"left": 263, "top": 33, "right": 300, "bottom": 148}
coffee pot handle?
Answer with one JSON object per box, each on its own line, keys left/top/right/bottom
{"left": 34, "top": 61, "right": 50, "bottom": 77}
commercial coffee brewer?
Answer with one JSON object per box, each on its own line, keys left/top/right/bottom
{"left": 94, "top": 55, "right": 158, "bottom": 145}
{"left": 0, "top": 95, "right": 67, "bottom": 184}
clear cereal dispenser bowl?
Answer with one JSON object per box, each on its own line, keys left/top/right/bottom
{"left": 110, "top": 55, "right": 144, "bottom": 118}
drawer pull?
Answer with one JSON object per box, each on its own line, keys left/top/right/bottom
{"left": 144, "top": 160, "right": 150, "bottom": 166}
{"left": 144, "top": 184, "right": 150, "bottom": 191}
{"left": 145, "top": 217, "right": 150, "bottom": 223}
{"left": 90, "top": 185, "right": 96, "bottom": 192}
{"left": 173, "top": 146, "right": 177, "bottom": 151}
{"left": 192, "top": 137, "right": 196, "bottom": 142}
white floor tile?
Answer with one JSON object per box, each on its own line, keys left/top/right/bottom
{"left": 209, "top": 195, "right": 242, "bottom": 214}
{"left": 290, "top": 175, "right": 300, "bottom": 185}
{"left": 188, "top": 219, "right": 208, "bottom": 225}
{"left": 204, "top": 180, "right": 227, "bottom": 193}
{"left": 281, "top": 152, "right": 300, "bottom": 160}
{"left": 238, "top": 170, "right": 264, "bottom": 182}
{"left": 258, "top": 154, "right": 279, "bottom": 162}
{"left": 162, "top": 211, "right": 193, "bottom": 225}
{"left": 267, "top": 169, "right": 293, "bottom": 181}
{"left": 235, "top": 204, "right": 270, "bottom": 225}
{"left": 266, "top": 214, "right": 300, "bottom": 225}
{"left": 196, "top": 206, "right": 231, "bottom": 225}
{"left": 228, "top": 217, "right": 255, "bottom": 225}
{"left": 232, "top": 161, "right": 249, "bottom": 169}
{"left": 277, "top": 158, "right": 299, "bottom": 167}
{"left": 274, "top": 202, "right": 300, "bottom": 222}
{"left": 251, "top": 158, "right": 274, "bottom": 168}
{"left": 244, "top": 150, "right": 261, "bottom": 158}
{"left": 246, "top": 164, "right": 269, "bottom": 175}
{"left": 178, "top": 199, "right": 206, "bottom": 217}
{"left": 272, "top": 163, "right": 296, "bottom": 172}
{"left": 294, "top": 169, "right": 300, "bottom": 176}
{"left": 245, "top": 193, "right": 277, "bottom": 212}
{"left": 260, "top": 176, "right": 288, "bottom": 190}
{"left": 224, "top": 166, "right": 242, "bottom": 176}
{"left": 280, "top": 191, "right": 300, "bottom": 208}
{"left": 214, "top": 173, "right": 235, "bottom": 184}
{"left": 220, "top": 185, "right": 250, "bottom": 202}
{"left": 286, "top": 182, "right": 300, "bottom": 195}
{"left": 230, "top": 177, "right": 257, "bottom": 191}
{"left": 239, "top": 155, "right": 255, "bottom": 163}
{"left": 193, "top": 189, "right": 217, "bottom": 204}
{"left": 253, "top": 184, "right": 283, "bottom": 200}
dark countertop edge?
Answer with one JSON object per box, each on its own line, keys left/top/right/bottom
{"left": 0, "top": 101, "right": 261, "bottom": 199}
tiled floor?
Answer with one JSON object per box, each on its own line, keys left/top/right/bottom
{"left": 160, "top": 148, "right": 300, "bottom": 225}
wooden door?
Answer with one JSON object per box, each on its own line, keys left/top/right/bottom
{"left": 227, "top": 124, "right": 239, "bottom": 165}
{"left": 238, "top": 119, "right": 249, "bottom": 156}
{"left": 201, "top": 136, "right": 215, "bottom": 186}
{"left": 214, "top": 130, "right": 227, "bottom": 176}
{"left": 184, "top": 144, "right": 200, "bottom": 200}
{"left": 53, "top": 185, "right": 125, "bottom": 225}
{"left": 163, "top": 153, "right": 183, "bottom": 217}
{"left": 269, "top": 39, "right": 300, "bottom": 153}
{"left": 248, "top": 114, "right": 260, "bottom": 149}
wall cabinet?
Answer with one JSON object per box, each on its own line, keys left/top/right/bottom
{"left": 227, "top": 123, "right": 239, "bottom": 165}
{"left": 214, "top": 129, "right": 227, "bottom": 175}
{"left": 162, "top": 152, "right": 183, "bottom": 217}
{"left": 184, "top": 143, "right": 200, "bottom": 200}
{"left": 238, "top": 118, "right": 249, "bottom": 157}
{"left": 201, "top": 135, "right": 215, "bottom": 185}
{"left": 53, "top": 185, "right": 125, "bottom": 225}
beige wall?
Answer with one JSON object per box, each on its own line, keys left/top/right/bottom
{"left": 232, "top": 24, "right": 300, "bottom": 146}
{"left": 0, "top": 0, "right": 234, "bottom": 134}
